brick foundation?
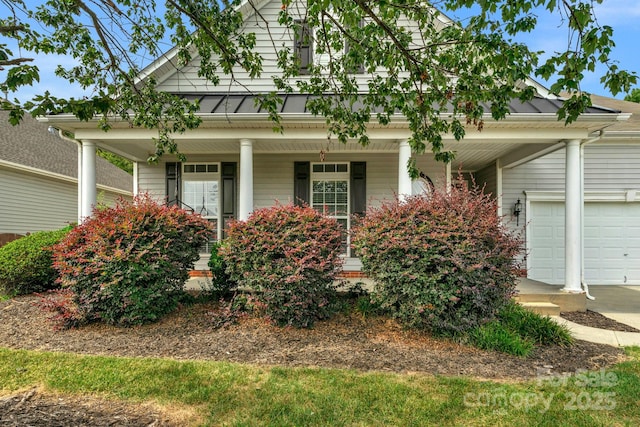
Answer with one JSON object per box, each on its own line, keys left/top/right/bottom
{"left": 338, "top": 271, "right": 368, "bottom": 279}
{"left": 189, "top": 270, "right": 213, "bottom": 278}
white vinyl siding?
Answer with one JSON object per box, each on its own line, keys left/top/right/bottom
{"left": 255, "top": 153, "right": 401, "bottom": 209}
{"left": 502, "top": 144, "right": 640, "bottom": 233}
{"left": 136, "top": 161, "right": 167, "bottom": 202}
{"left": 584, "top": 145, "right": 640, "bottom": 190}
{"left": 138, "top": 152, "right": 448, "bottom": 212}
{"left": 0, "top": 168, "right": 75, "bottom": 234}
{"left": 155, "top": 0, "right": 421, "bottom": 94}
{"left": 0, "top": 167, "right": 127, "bottom": 235}
{"left": 474, "top": 162, "right": 498, "bottom": 197}
{"left": 502, "top": 144, "right": 640, "bottom": 284}
{"left": 156, "top": 0, "right": 290, "bottom": 93}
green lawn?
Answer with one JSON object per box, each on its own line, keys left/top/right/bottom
{"left": 1, "top": 347, "right": 639, "bottom": 426}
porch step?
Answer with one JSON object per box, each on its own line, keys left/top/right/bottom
{"left": 514, "top": 291, "right": 586, "bottom": 312}
{"left": 519, "top": 302, "right": 561, "bottom": 317}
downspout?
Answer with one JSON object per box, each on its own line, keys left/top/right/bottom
{"left": 54, "top": 128, "right": 83, "bottom": 224}
{"left": 580, "top": 130, "right": 604, "bottom": 300}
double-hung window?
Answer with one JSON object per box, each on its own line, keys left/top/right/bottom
{"left": 311, "top": 162, "right": 350, "bottom": 254}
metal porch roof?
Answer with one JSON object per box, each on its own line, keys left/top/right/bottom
{"left": 177, "top": 93, "right": 620, "bottom": 116}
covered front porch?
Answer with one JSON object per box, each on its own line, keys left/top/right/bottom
{"left": 40, "top": 94, "right": 629, "bottom": 296}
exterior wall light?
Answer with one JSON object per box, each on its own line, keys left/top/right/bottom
{"left": 513, "top": 198, "right": 522, "bottom": 226}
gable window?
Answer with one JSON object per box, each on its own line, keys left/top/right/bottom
{"left": 311, "top": 162, "right": 349, "bottom": 254}
{"left": 182, "top": 163, "right": 220, "bottom": 252}
{"left": 294, "top": 20, "right": 313, "bottom": 74}
{"left": 344, "top": 20, "right": 365, "bottom": 74}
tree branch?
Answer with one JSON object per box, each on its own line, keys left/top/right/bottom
{"left": 75, "top": 0, "right": 133, "bottom": 84}
{"left": 0, "top": 24, "right": 26, "bottom": 34}
{"left": 352, "top": 0, "right": 425, "bottom": 73}
{"left": 0, "top": 57, "right": 34, "bottom": 66}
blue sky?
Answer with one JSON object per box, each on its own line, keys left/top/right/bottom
{"left": 508, "top": 0, "right": 640, "bottom": 99}
{"left": 3, "top": 0, "right": 640, "bottom": 102}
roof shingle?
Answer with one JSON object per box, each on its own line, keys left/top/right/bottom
{"left": 0, "top": 110, "right": 132, "bottom": 192}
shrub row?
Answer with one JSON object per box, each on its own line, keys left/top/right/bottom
{"left": 13, "top": 182, "right": 530, "bottom": 343}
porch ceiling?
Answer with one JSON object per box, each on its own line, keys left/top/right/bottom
{"left": 94, "top": 136, "right": 561, "bottom": 172}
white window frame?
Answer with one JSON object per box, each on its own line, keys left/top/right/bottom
{"left": 311, "top": 162, "right": 350, "bottom": 255}
{"left": 182, "top": 162, "right": 221, "bottom": 252}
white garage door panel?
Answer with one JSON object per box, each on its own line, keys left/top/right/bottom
{"left": 530, "top": 202, "right": 640, "bottom": 285}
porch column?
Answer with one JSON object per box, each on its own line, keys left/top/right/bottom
{"left": 239, "top": 139, "right": 254, "bottom": 220}
{"left": 80, "top": 140, "right": 97, "bottom": 221}
{"left": 132, "top": 161, "right": 139, "bottom": 196}
{"left": 563, "top": 139, "right": 582, "bottom": 293}
{"left": 398, "top": 140, "right": 412, "bottom": 199}
{"left": 496, "top": 159, "right": 503, "bottom": 218}
{"left": 77, "top": 142, "right": 83, "bottom": 223}
{"left": 445, "top": 161, "right": 453, "bottom": 191}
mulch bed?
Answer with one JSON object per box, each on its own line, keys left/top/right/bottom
{"left": 0, "top": 295, "right": 630, "bottom": 426}
{"left": 561, "top": 310, "right": 640, "bottom": 333}
{"left": 0, "top": 389, "right": 176, "bottom": 427}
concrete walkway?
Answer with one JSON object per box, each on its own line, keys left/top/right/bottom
{"left": 554, "top": 317, "right": 640, "bottom": 347}
{"left": 555, "top": 285, "right": 640, "bottom": 347}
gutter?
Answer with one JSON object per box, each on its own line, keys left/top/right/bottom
{"left": 0, "top": 158, "right": 77, "bottom": 184}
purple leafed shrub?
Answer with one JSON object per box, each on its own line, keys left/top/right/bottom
{"left": 34, "top": 289, "right": 83, "bottom": 331}
{"left": 220, "top": 204, "right": 344, "bottom": 328}
{"left": 52, "top": 194, "right": 214, "bottom": 326}
{"left": 351, "top": 180, "right": 523, "bottom": 335}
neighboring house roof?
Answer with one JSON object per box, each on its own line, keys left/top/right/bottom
{"left": 588, "top": 94, "right": 640, "bottom": 132}
{"left": 0, "top": 109, "right": 132, "bottom": 193}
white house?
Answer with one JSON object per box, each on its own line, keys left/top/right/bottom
{"left": 0, "top": 109, "right": 133, "bottom": 245}
{"left": 40, "top": 0, "right": 636, "bottom": 291}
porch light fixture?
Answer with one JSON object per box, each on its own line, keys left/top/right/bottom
{"left": 513, "top": 198, "right": 522, "bottom": 226}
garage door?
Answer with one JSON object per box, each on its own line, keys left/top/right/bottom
{"left": 529, "top": 202, "right": 640, "bottom": 285}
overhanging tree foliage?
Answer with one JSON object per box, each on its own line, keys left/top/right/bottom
{"left": 1, "top": 0, "right": 637, "bottom": 168}
{"left": 625, "top": 88, "right": 640, "bottom": 104}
